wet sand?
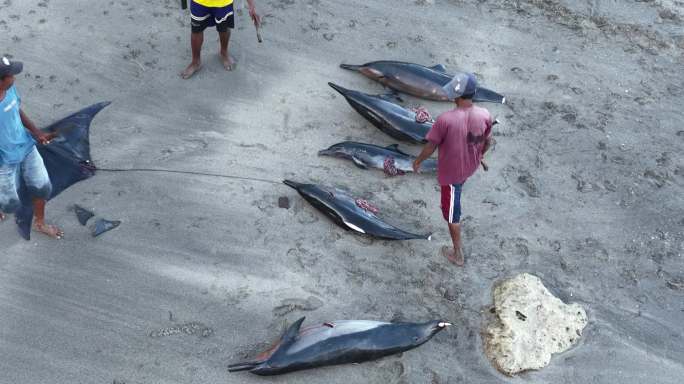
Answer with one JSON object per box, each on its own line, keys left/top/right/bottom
{"left": 0, "top": 0, "right": 682, "bottom": 383}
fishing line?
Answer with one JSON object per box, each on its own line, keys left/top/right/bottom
{"left": 94, "top": 167, "right": 281, "bottom": 185}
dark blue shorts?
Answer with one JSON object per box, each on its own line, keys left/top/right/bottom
{"left": 190, "top": 1, "right": 235, "bottom": 33}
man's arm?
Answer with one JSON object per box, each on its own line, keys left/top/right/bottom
{"left": 414, "top": 116, "right": 444, "bottom": 172}
{"left": 20, "top": 109, "right": 54, "bottom": 145}
{"left": 246, "top": 0, "right": 260, "bottom": 26}
{"left": 412, "top": 142, "right": 437, "bottom": 173}
{"left": 481, "top": 117, "right": 494, "bottom": 155}
{"left": 482, "top": 136, "right": 492, "bottom": 155}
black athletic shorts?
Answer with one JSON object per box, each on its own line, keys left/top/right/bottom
{"left": 190, "top": 1, "right": 235, "bottom": 33}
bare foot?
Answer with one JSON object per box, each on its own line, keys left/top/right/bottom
{"left": 181, "top": 61, "right": 202, "bottom": 79}
{"left": 219, "top": 53, "right": 235, "bottom": 71}
{"left": 442, "top": 245, "right": 464, "bottom": 267}
{"left": 0, "top": 212, "right": 5, "bottom": 221}
{"left": 33, "top": 222, "right": 64, "bottom": 239}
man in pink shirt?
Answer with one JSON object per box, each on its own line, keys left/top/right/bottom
{"left": 413, "top": 73, "right": 492, "bottom": 266}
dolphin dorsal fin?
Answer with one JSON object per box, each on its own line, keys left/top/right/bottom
{"left": 385, "top": 144, "right": 410, "bottom": 156}
{"left": 430, "top": 64, "right": 447, "bottom": 72}
{"left": 379, "top": 92, "right": 404, "bottom": 103}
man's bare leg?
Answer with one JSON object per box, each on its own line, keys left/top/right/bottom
{"left": 32, "top": 198, "right": 63, "bottom": 239}
{"left": 0, "top": 211, "right": 5, "bottom": 221}
{"left": 181, "top": 32, "right": 204, "bottom": 79}
{"left": 442, "top": 222, "right": 464, "bottom": 266}
{"left": 218, "top": 30, "right": 235, "bottom": 71}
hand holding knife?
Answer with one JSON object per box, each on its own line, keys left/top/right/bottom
{"left": 248, "top": 2, "right": 262, "bottom": 43}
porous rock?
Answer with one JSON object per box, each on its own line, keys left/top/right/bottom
{"left": 482, "top": 273, "right": 588, "bottom": 376}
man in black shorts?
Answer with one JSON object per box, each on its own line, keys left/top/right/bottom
{"left": 181, "top": 0, "right": 260, "bottom": 79}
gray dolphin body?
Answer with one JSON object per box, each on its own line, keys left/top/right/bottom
{"left": 329, "top": 82, "right": 432, "bottom": 144}
{"left": 340, "top": 61, "right": 505, "bottom": 103}
{"left": 228, "top": 317, "right": 450, "bottom": 376}
{"left": 319, "top": 141, "right": 436, "bottom": 174}
{"left": 283, "top": 180, "right": 431, "bottom": 240}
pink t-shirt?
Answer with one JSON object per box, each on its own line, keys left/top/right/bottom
{"left": 426, "top": 105, "right": 492, "bottom": 185}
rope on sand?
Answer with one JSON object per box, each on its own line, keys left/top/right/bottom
{"left": 95, "top": 167, "right": 281, "bottom": 185}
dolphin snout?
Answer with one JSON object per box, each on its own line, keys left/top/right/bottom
{"left": 318, "top": 148, "right": 334, "bottom": 156}
{"left": 328, "top": 82, "right": 348, "bottom": 95}
{"left": 283, "top": 180, "right": 304, "bottom": 190}
{"left": 339, "top": 64, "right": 362, "bottom": 71}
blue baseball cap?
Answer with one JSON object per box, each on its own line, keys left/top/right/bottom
{"left": 443, "top": 72, "right": 477, "bottom": 100}
{"left": 0, "top": 56, "right": 23, "bottom": 77}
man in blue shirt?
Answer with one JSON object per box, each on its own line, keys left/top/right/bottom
{"left": 0, "top": 57, "right": 63, "bottom": 239}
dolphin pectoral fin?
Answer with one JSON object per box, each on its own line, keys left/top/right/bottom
{"left": 351, "top": 157, "right": 369, "bottom": 169}
{"left": 430, "top": 64, "right": 448, "bottom": 72}
{"left": 343, "top": 221, "right": 366, "bottom": 234}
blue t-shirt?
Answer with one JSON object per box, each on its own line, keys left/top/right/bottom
{"left": 0, "top": 85, "right": 35, "bottom": 165}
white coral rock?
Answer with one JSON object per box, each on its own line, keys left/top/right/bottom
{"left": 483, "top": 273, "right": 588, "bottom": 376}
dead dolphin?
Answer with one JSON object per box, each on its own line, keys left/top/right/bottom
{"left": 283, "top": 180, "right": 431, "bottom": 240}
{"left": 228, "top": 316, "right": 450, "bottom": 376}
{"left": 318, "top": 141, "right": 437, "bottom": 175}
{"left": 340, "top": 61, "right": 505, "bottom": 103}
{"left": 329, "top": 82, "right": 432, "bottom": 143}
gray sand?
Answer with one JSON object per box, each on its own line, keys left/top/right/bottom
{"left": 1, "top": 0, "right": 683, "bottom": 383}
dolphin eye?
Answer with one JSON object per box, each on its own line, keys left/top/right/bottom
{"left": 413, "top": 336, "right": 419, "bottom": 342}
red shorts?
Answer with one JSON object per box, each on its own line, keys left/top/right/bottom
{"left": 440, "top": 183, "right": 463, "bottom": 224}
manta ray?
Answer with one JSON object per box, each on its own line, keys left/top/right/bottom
{"left": 14, "top": 102, "right": 110, "bottom": 239}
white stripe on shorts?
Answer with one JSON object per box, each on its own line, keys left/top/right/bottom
{"left": 215, "top": 11, "right": 234, "bottom": 24}
{"left": 448, "top": 185, "right": 455, "bottom": 223}
{"left": 191, "top": 13, "right": 211, "bottom": 21}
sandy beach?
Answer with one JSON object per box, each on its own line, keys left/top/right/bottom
{"left": 1, "top": 0, "right": 683, "bottom": 383}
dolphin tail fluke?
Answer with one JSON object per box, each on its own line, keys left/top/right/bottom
{"left": 283, "top": 179, "right": 304, "bottom": 190}
{"left": 340, "top": 63, "right": 362, "bottom": 71}
{"left": 473, "top": 87, "right": 506, "bottom": 104}
{"left": 228, "top": 361, "right": 261, "bottom": 372}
